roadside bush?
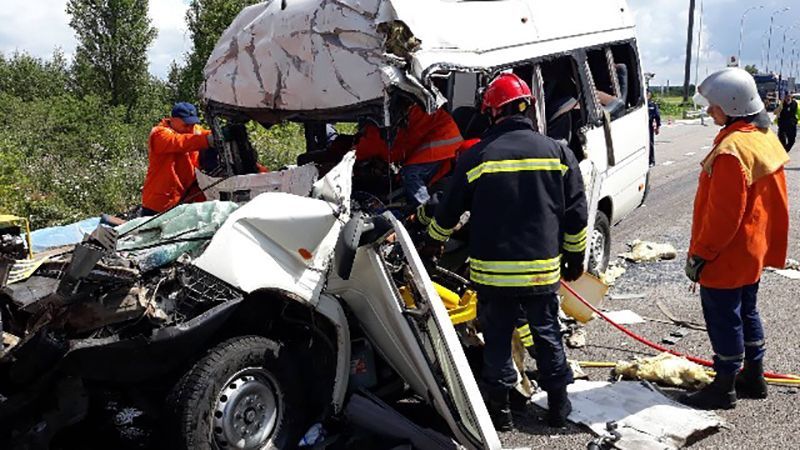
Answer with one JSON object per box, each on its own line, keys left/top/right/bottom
{"left": 250, "top": 122, "right": 307, "bottom": 170}
{"left": 0, "top": 91, "right": 153, "bottom": 227}
{"left": 0, "top": 50, "right": 320, "bottom": 229}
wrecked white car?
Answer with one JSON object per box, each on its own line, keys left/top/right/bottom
{"left": 1, "top": 154, "right": 497, "bottom": 449}
{"left": 2, "top": 0, "right": 647, "bottom": 448}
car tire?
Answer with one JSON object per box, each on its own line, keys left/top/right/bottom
{"left": 168, "top": 335, "right": 306, "bottom": 450}
{"left": 588, "top": 211, "right": 611, "bottom": 276}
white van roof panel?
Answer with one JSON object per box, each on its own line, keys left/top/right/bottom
{"left": 202, "top": 0, "right": 634, "bottom": 112}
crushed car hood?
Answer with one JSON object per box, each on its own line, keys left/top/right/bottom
{"left": 193, "top": 153, "right": 355, "bottom": 303}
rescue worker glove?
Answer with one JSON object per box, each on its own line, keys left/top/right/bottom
{"left": 561, "top": 251, "right": 584, "bottom": 282}
{"left": 684, "top": 255, "right": 706, "bottom": 283}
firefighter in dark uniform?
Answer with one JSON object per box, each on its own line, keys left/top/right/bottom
{"left": 647, "top": 91, "right": 661, "bottom": 167}
{"left": 419, "top": 73, "right": 588, "bottom": 430}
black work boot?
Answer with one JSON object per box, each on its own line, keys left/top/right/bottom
{"left": 680, "top": 372, "right": 737, "bottom": 410}
{"left": 546, "top": 387, "right": 572, "bottom": 428}
{"left": 485, "top": 386, "right": 514, "bottom": 431}
{"left": 736, "top": 360, "right": 768, "bottom": 399}
{"left": 509, "top": 387, "right": 531, "bottom": 415}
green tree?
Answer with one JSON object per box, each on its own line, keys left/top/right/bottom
{"left": 66, "top": 0, "right": 157, "bottom": 109}
{"left": 172, "top": 0, "right": 258, "bottom": 102}
{"left": 744, "top": 64, "right": 759, "bottom": 76}
{"left": 0, "top": 49, "right": 71, "bottom": 101}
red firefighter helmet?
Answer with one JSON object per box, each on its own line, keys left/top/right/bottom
{"left": 481, "top": 73, "right": 533, "bottom": 115}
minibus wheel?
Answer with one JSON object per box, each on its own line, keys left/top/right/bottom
{"left": 588, "top": 211, "right": 611, "bottom": 276}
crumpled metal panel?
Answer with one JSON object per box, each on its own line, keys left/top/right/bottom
{"left": 203, "top": 0, "right": 635, "bottom": 114}
{"left": 192, "top": 153, "right": 355, "bottom": 303}
{"left": 202, "top": 0, "right": 397, "bottom": 110}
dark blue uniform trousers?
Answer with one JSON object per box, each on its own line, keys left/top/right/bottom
{"left": 700, "top": 281, "right": 765, "bottom": 374}
{"left": 478, "top": 290, "right": 573, "bottom": 392}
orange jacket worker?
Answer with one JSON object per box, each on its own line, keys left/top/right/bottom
{"left": 682, "top": 68, "right": 789, "bottom": 411}
{"left": 141, "top": 102, "right": 213, "bottom": 216}
{"left": 355, "top": 104, "right": 463, "bottom": 206}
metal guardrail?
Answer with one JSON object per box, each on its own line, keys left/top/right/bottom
{"left": 684, "top": 108, "right": 708, "bottom": 124}
{"left": 683, "top": 109, "right": 707, "bottom": 119}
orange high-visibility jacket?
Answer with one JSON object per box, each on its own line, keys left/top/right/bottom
{"left": 690, "top": 121, "right": 790, "bottom": 289}
{"left": 141, "top": 120, "right": 211, "bottom": 213}
{"left": 355, "top": 105, "right": 463, "bottom": 167}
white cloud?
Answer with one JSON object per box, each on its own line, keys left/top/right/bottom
{"left": 147, "top": 0, "right": 192, "bottom": 78}
{"left": 0, "top": 0, "right": 77, "bottom": 60}
{"left": 2, "top": 0, "right": 797, "bottom": 83}
{"left": 629, "top": 0, "right": 798, "bottom": 87}
{"left": 0, "top": 0, "right": 190, "bottom": 79}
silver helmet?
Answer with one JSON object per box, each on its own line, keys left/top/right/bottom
{"left": 693, "top": 68, "right": 765, "bottom": 117}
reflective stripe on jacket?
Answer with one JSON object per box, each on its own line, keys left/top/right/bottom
{"left": 428, "top": 116, "right": 588, "bottom": 295}
{"left": 690, "top": 121, "right": 790, "bottom": 289}
{"left": 141, "top": 120, "right": 210, "bottom": 213}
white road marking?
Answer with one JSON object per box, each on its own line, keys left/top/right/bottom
{"left": 685, "top": 152, "right": 696, "bottom": 156}
{"left": 662, "top": 161, "right": 675, "bottom": 166}
{"left": 700, "top": 145, "right": 711, "bottom": 150}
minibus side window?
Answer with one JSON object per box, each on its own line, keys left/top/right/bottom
{"left": 432, "top": 73, "right": 454, "bottom": 112}
{"left": 449, "top": 72, "right": 489, "bottom": 141}
{"left": 587, "top": 47, "right": 627, "bottom": 120}
{"left": 512, "top": 64, "right": 540, "bottom": 130}
{"left": 610, "top": 42, "right": 644, "bottom": 110}
{"left": 540, "top": 55, "right": 588, "bottom": 160}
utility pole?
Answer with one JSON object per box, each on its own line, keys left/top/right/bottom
{"left": 767, "top": 8, "right": 791, "bottom": 73}
{"left": 683, "top": 0, "right": 697, "bottom": 103}
{"left": 694, "top": 0, "right": 704, "bottom": 89}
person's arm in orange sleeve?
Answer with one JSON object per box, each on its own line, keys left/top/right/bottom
{"left": 691, "top": 154, "right": 748, "bottom": 261}
{"left": 151, "top": 126, "right": 210, "bottom": 155}
{"left": 354, "top": 125, "right": 389, "bottom": 162}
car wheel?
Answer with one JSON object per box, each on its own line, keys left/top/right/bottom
{"left": 588, "top": 211, "right": 611, "bottom": 276}
{"left": 168, "top": 336, "right": 306, "bottom": 450}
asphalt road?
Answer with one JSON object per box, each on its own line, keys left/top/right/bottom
{"left": 501, "top": 120, "right": 800, "bottom": 449}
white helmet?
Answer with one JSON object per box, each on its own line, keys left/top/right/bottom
{"left": 693, "top": 68, "right": 764, "bottom": 117}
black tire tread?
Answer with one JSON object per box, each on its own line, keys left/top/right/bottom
{"left": 589, "top": 211, "right": 611, "bottom": 276}
{"left": 167, "top": 335, "right": 304, "bottom": 450}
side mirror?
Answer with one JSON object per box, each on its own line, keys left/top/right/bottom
{"left": 335, "top": 214, "right": 366, "bottom": 280}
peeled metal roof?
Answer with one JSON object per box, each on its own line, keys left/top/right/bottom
{"left": 201, "top": 0, "right": 634, "bottom": 112}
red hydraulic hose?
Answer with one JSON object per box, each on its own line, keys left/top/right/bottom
{"left": 560, "top": 281, "right": 799, "bottom": 381}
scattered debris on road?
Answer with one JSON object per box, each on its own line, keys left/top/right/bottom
{"left": 603, "top": 309, "right": 645, "bottom": 325}
{"left": 619, "top": 239, "right": 677, "bottom": 263}
{"left": 532, "top": 380, "right": 724, "bottom": 450}
{"left": 614, "top": 353, "right": 712, "bottom": 389}
{"left": 599, "top": 260, "right": 627, "bottom": 285}
{"left": 566, "top": 326, "right": 587, "bottom": 349}
{"left": 765, "top": 258, "right": 800, "bottom": 279}
{"left": 608, "top": 292, "right": 645, "bottom": 301}
{"left": 656, "top": 300, "right": 707, "bottom": 331}
{"left": 661, "top": 328, "right": 689, "bottom": 346}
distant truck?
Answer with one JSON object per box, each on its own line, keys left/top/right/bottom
{"left": 754, "top": 73, "right": 789, "bottom": 111}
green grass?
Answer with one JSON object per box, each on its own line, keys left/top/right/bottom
{"left": 652, "top": 95, "right": 695, "bottom": 120}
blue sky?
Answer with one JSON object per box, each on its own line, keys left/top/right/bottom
{"left": 0, "top": 0, "right": 798, "bottom": 83}
{"left": 630, "top": 0, "right": 800, "bottom": 85}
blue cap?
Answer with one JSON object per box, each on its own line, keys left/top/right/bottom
{"left": 171, "top": 102, "right": 200, "bottom": 125}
